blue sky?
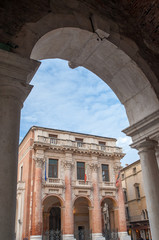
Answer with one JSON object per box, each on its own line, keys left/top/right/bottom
{"left": 20, "top": 59, "right": 138, "bottom": 166}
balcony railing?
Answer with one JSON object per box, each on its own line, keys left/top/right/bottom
{"left": 100, "top": 181, "right": 116, "bottom": 188}
{"left": 76, "top": 180, "right": 92, "bottom": 186}
{"left": 44, "top": 178, "right": 64, "bottom": 186}
{"left": 36, "top": 136, "right": 122, "bottom": 153}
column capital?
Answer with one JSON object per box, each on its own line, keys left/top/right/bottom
{"left": 0, "top": 49, "right": 40, "bottom": 83}
{"left": 34, "top": 157, "right": 44, "bottom": 168}
{"left": 0, "top": 50, "right": 40, "bottom": 106}
{"left": 136, "top": 139, "right": 158, "bottom": 153}
{"left": 123, "top": 110, "right": 159, "bottom": 149}
{"left": 0, "top": 78, "right": 33, "bottom": 107}
{"left": 63, "top": 160, "right": 74, "bottom": 170}
{"left": 89, "top": 162, "right": 99, "bottom": 172}
{"left": 113, "top": 163, "right": 122, "bottom": 174}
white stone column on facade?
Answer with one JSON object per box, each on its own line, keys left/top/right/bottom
{"left": 137, "top": 140, "right": 159, "bottom": 240}
{"left": 30, "top": 157, "right": 44, "bottom": 240}
{"left": 0, "top": 49, "right": 40, "bottom": 240}
{"left": 63, "top": 153, "right": 76, "bottom": 240}
{"left": 90, "top": 158, "right": 105, "bottom": 240}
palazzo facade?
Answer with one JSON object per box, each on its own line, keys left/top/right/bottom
{"left": 16, "top": 126, "right": 129, "bottom": 240}
{"left": 121, "top": 161, "right": 151, "bottom": 240}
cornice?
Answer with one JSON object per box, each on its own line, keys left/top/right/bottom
{"left": 33, "top": 142, "right": 124, "bottom": 158}
{"left": 123, "top": 110, "right": 159, "bottom": 147}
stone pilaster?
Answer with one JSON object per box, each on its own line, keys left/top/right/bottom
{"left": 0, "top": 50, "right": 40, "bottom": 240}
{"left": 63, "top": 153, "right": 75, "bottom": 240}
{"left": 31, "top": 157, "right": 44, "bottom": 240}
{"left": 90, "top": 158, "right": 104, "bottom": 240}
{"left": 117, "top": 176, "right": 130, "bottom": 240}
{"left": 137, "top": 140, "right": 159, "bottom": 240}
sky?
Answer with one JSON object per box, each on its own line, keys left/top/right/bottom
{"left": 20, "top": 58, "right": 138, "bottom": 166}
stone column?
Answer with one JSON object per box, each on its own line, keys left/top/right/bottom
{"left": 137, "top": 140, "right": 159, "bottom": 240}
{"left": 63, "top": 153, "right": 75, "bottom": 240}
{"left": 90, "top": 159, "right": 105, "bottom": 240}
{"left": 30, "top": 158, "right": 44, "bottom": 240}
{"left": 0, "top": 50, "right": 40, "bottom": 240}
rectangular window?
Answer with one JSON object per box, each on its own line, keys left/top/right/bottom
{"left": 125, "top": 207, "right": 130, "bottom": 220}
{"left": 49, "top": 134, "right": 58, "bottom": 144}
{"left": 102, "top": 164, "right": 109, "bottom": 182}
{"left": 20, "top": 166, "right": 23, "bottom": 181}
{"left": 48, "top": 159, "right": 58, "bottom": 178}
{"left": 75, "top": 138, "right": 83, "bottom": 148}
{"left": 122, "top": 173, "right": 125, "bottom": 180}
{"left": 136, "top": 186, "right": 140, "bottom": 199}
{"left": 77, "top": 162, "right": 85, "bottom": 180}
{"left": 133, "top": 167, "right": 136, "bottom": 174}
{"left": 124, "top": 190, "right": 128, "bottom": 203}
{"left": 99, "top": 141, "right": 106, "bottom": 150}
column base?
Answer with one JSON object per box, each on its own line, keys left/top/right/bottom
{"left": 62, "top": 234, "right": 76, "bottom": 240}
{"left": 92, "top": 233, "right": 105, "bottom": 240}
{"left": 118, "top": 232, "right": 131, "bottom": 240}
{"left": 30, "top": 235, "right": 42, "bottom": 240}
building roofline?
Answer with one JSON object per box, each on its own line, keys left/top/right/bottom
{"left": 20, "top": 125, "right": 117, "bottom": 146}
{"left": 121, "top": 159, "right": 140, "bottom": 171}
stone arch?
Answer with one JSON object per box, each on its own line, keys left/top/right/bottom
{"left": 101, "top": 196, "right": 119, "bottom": 231}
{"left": 42, "top": 194, "right": 65, "bottom": 208}
{"left": 73, "top": 195, "right": 93, "bottom": 208}
{"left": 42, "top": 195, "right": 65, "bottom": 233}
{"left": 73, "top": 196, "right": 93, "bottom": 234}
{"left": 29, "top": 26, "right": 159, "bottom": 127}
{"left": 100, "top": 196, "right": 118, "bottom": 208}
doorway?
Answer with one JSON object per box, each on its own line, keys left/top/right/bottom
{"left": 49, "top": 207, "right": 61, "bottom": 231}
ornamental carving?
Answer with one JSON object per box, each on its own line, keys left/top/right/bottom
{"left": 113, "top": 163, "right": 121, "bottom": 174}
{"left": 34, "top": 157, "right": 44, "bottom": 168}
{"left": 63, "top": 160, "right": 74, "bottom": 170}
{"left": 89, "top": 162, "right": 99, "bottom": 172}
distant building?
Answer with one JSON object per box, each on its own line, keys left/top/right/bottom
{"left": 15, "top": 126, "right": 130, "bottom": 240}
{"left": 121, "top": 160, "right": 151, "bottom": 240}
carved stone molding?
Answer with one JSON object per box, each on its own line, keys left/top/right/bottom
{"left": 89, "top": 162, "right": 99, "bottom": 172}
{"left": 113, "top": 163, "right": 122, "bottom": 174}
{"left": 34, "top": 157, "right": 44, "bottom": 168}
{"left": 136, "top": 140, "right": 158, "bottom": 154}
{"left": 63, "top": 160, "right": 74, "bottom": 170}
{"left": 123, "top": 110, "right": 159, "bottom": 148}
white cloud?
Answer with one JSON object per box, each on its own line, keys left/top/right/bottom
{"left": 20, "top": 59, "right": 138, "bottom": 166}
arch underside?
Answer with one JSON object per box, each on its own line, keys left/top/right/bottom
{"left": 30, "top": 26, "right": 159, "bottom": 126}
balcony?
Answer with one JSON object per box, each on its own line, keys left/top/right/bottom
{"left": 73, "top": 180, "right": 92, "bottom": 188}
{"left": 44, "top": 178, "right": 64, "bottom": 188}
{"left": 99, "top": 181, "right": 116, "bottom": 189}
{"left": 35, "top": 136, "right": 123, "bottom": 154}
